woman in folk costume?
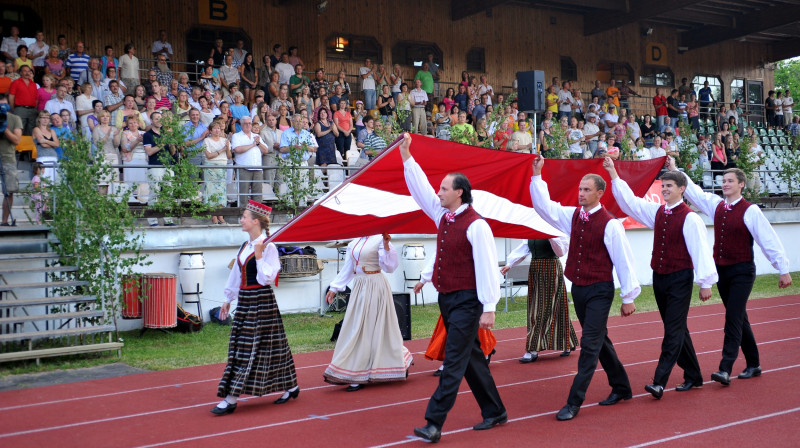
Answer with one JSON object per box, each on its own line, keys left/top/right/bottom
{"left": 212, "top": 201, "right": 299, "bottom": 415}
{"left": 414, "top": 257, "right": 497, "bottom": 376}
{"left": 501, "top": 236, "right": 578, "bottom": 363}
{"left": 324, "top": 233, "right": 413, "bottom": 391}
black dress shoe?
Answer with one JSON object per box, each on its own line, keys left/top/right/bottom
{"left": 414, "top": 423, "right": 442, "bottom": 443}
{"left": 675, "top": 380, "right": 703, "bottom": 392}
{"left": 345, "top": 384, "right": 363, "bottom": 392}
{"left": 644, "top": 384, "right": 664, "bottom": 399}
{"left": 556, "top": 404, "right": 580, "bottom": 421}
{"left": 711, "top": 370, "right": 731, "bottom": 386}
{"left": 274, "top": 387, "right": 300, "bottom": 404}
{"left": 738, "top": 366, "right": 762, "bottom": 379}
{"left": 487, "top": 349, "right": 496, "bottom": 363}
{"left": 433, "top": 368, "right": 443, "bottom": 377}
{"left": 473, "top": 412, "right": 508, "bottom": 430}
{"left": 519, "top": 352, "right": 538, "bottom": 363}
{"left": 560, "top": 349, "right": 572, "bottom": 357}
{"left": 210, "top": 402, "right": 237, "bottom": 415}
{"left": 598, "top": 391, "right": 632, "bottom": 406}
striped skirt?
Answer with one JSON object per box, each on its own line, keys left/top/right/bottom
{"left": 217, "top": 286, "right": 298, "bottom": 398}
{"left": 526, "top": 258, "right": 579, "bottom": 352}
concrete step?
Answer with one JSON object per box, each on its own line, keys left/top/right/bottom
{"left": 0, "top": 295, "right": 96, "bottom": 309}
{"left": 0, "top": 324, "right": 117, "bottom": 343}
{"left": 0, "top": 280, "right": 89, "bottom": 293}
{"left": 0, "top": 265, "right": 78, "bottom": 274}
{"left": 0, "top": 252, "right": 64, "bottom": 261}
{"left": 0, "top": 342, "right": 123, "bottom": 363}
{"left": 0, "top": 310, "right": 104, "bottom": 326}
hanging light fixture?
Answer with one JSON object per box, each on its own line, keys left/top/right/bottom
{"left": 335, "top": 36, "right": 347, "bottom": 52}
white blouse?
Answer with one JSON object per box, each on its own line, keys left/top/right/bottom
{"left": 223, "top": 235, "right": 281, "bottom": 303}
{"left": 505, "top": 236, "right": 569, "bottom": 269}
{"left": 329, "top": 235, "right": 398, "bottom": 293}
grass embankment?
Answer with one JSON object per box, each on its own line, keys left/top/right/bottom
{"left": 1, "top": 273, "right": 797, "bottom": 376}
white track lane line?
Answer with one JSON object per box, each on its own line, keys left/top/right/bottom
{"left": 6, "top": 335, "right": 796, "bottom": 445}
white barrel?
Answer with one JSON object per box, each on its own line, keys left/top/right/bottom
{"left": 401, "top": 244, "right": 427, "bottom": 280}
{"left": 178, "top": 251, "right": 206, "bottom": 295}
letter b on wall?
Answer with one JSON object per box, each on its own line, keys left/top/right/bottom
{"left": 199, "top": 0, "right": 239, "bottom": 26}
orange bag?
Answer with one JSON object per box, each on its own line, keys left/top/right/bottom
{"left": 424, "top": 314, "right": 497, "bottom": 361}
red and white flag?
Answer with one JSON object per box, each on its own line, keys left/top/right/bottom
{"left": 269, "top": 136, "right": 665, "bottom": 243}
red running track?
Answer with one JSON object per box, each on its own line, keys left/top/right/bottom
{"left": 1, "top": 295, "right": 799, "bottom": 447}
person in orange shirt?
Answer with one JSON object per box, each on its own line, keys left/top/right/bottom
{"left": 0, "top": 62, "right": 12, "bottom": 94}
{"left": 606, "top": 79, "right": 620, "bottom": 108}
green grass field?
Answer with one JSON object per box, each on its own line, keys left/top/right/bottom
{"left": 1, "top": 273, "right": 797, "bottom": 376}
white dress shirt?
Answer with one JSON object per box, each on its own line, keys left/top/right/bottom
{"left": 404, "top": 157, "right": 501, "bottom": 312}
{"left": 612, "top": 178, "right": 718, "bottom": 288}
{"left": 329, "top": 236, "right": 398, "bottom": 292}
{"left": 223, "top": 235, "right": 281, "bottom": 303}
{"left": 505, "top": 236, "right": 569, "bottom": 269}
{"left": 681, "top": 172, "right": 790, "bottom": 274}
{"left": 529, "top": 175, "right": 641, "bottom": 303}
{"left": 231, "top": 130, "right": 263, "bottom": 169}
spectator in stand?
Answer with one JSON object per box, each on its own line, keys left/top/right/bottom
{"left": 142, "top": 112, "right": 175, "bottom": 204}
{"left": 716, "top": 104, "right": 730, "bottom": 131}
{"left": 239, "top": 53, "right": 257, "bottom": 107}
{"left": 566, "top": 116, "right": 584, "bottom": 159}
{"left": 640, "top": 114, "right": 656, "bottom": 146}
{"left": 557, "top": 81, "right": 572, "bottom": 120}
{"left": 219, "top": 54, "right": 240, "bottom": 95}
{"left": 289, "top": 64, "right": 309, "bottom": 99}
{"left": 572, "top": 89, "right": 584, "bottom": 122}
{"left": 765, "top": 90, "right": 776, "bottom": 130}
{"left": 49, "top": 113, "right": 72, "bottom": 153}
{"left": 653, "top": 87, "right": 668, "bottom": 133}
{"left": 232, "top": 116, "right": 266, "bottom": 204}
{"left": 269, "top": 44, "right": 282, "bottom": 69}
{"left": 0, "top": 62, "right": 11, "bottom": 94}
{"left": 264, "top": 70, "right": 280, "bottom": 105}
{"left": 591, "top": 80, "right": 605, "bottom": 107}
{"left": 355, "top": 115, "right": 385, "bottom": 165}
{"left": 184, "top": 108, "right": 209, "bottom": 166}
{"left": 65, "top": 42, "right": 90, "bottom": 84}
{"left": 332, "top": 70, "right": 351, "bottom": 99}
{"left": 45, "top": 84, "right": 76, "bottom": 123}
{"left": 270, "top": 83, "right": 294, "bottom": 116}
{"left": 229, "top": 91, "right": 250, "bottom": 132}
{"left": 309, "top": 68, "right": 328, "bottom": 101}
{"left": 784, "top": 90, "right": 794, "bottom": 127}
{"left": 390, "top": 64, "right": 403, "bottom": 105}
{"left": 732, "top": 99, "right": 745, "bottom": 134}
{"left": 76, "top": 57, "right": 100, "bottom": 86}
{"left": 100, "top": 46, "right": 118, "bottom": 80}
{"left": 478, "top": 74, "right": 494, "bottom": 106}
{"left": 199, "top": 64, "right": 221, "bottom": 93}
{"left": 377, "top": 84, "right": 396, "bottom": 122}
{"left": 297, "top": 86, "right": 314, "bottom": 118}
{"left": 618, "top": 81, "right": 639, "bottom": 112}
{"left": 545, "top": 85, "right": 558, "bottom": 116}
{"left": 8, "top": 65, "right": 38, "bottom": 135}
{"left": 467, "top": 76, "right": 480, "bottom": 114}
{"left": 788, "top": 115, "right": 800, "bottom": 136}
{"left": 30, "top": 32, "right": 48, "bottom": 81}
{"left": 678, "top": 94, "right": 688, "bottom": 124}
{"left": 116, "top": 44, "right": 138, "bottom": 90}
{"left": 89, "top": 69, "right": 108, "bottom": 106}
{"left": 257, "top": 55, "right": 271, "bottom": 96}
{"left": 0, "top": 95, "right": 21, "bottom": 226}
{"left": 666, "top": 89, "right": 681, "bottom": 130}
{"left": 232, "top": 40, "right": 247, "bottom": 67}
{"left": 410, "top": 79, "right": 428, "bottom": 135}
{"left": 313, "top": 107, "right": 338, "bottom": 167}
{"left": 142, "top": 70, "right": 158, "bottom": 96}
{"left": 678, "top": 78, "right": 691, "bottom": 99}
{"left": 583, "top": 113, "right": 601, "bottom": 156}
{"left": 472, "top": 95, "right": 487, "bottom": 122}
{"left": 450, "top": 110, "right": 475, "bottom": 145}
{"left": 92, "top": 110, "right": 121, "bottom": 193}
{"left": 287, "top": 46, "right": 303, "bottom": 68}
{"left": 172, "top": 90, "right": 191, "bottom": 123}
{"left": 775, "top": 91, "right": 784, "bottom": 129}
{"left": 274, "top": 53, "right": 294, "bottom": 86}
{"left": 360, "top": 58, "right": 377, "bottom": 111}
{"left": 434, "top": 102, "right": 451, "bottom": 140}
{"left": 258, "top": 113, "right": 281, "bottom": 195}
{"left": 374, "top": 64, "right": 388, "bottom": 94}
{"left": 32, "top": 110, "right": 60, "bottom": 182}
{"left": 396, "top": 83, "right": 411, "bottom": 132}
{"left": 1, "top": 27, "right": 23, "bottom": 64}
{"left": 626, "top": 112, "right": 641, "bottom": 140}
{"left": 329, "top": 85, "right": 343, "bottom": 111}
{"left": 493, "top": 120, "right": 510, "bottom": 151}
{"left": 687, "top": 93, "right": 700, "bottom": 131}
{"left": 114, "top": 94, "right": 144, "bottom": 129}
{"left": 54, "top": 35, "right": 70, "bottom": 61}
{"left": 280, "top": 112, "right": 317, "bottom": 166}
{"left": 75, "top": 83, "right": 98, "bottom": 135}
{"left": 152, "top": 54, "right": 173, "bottom": 90}
{"left": 149, "top": 80, "right": 170, "bottom": 111}
{"left": 333, "top": 98, "right": 353, "bottom": 158}
{"left": 209, "top": 39, "right": 226, "bottom": 67}
{"left": 203, "top": 120, "right": 231, "bottom": 223}
{"left": 104, "top": 80, "right": 124, "bottom": 124}
{"left": 120, "top": 115, "right": 148, "bottom": 203}
{"left": 44, "top": 47, "right": 65, "bottom": 83}
{"left": 152, "top": 30, "right": 173, "bottom": 60}
{"left": 14, "top": 46, "right": 32, "bottom": 72}
{"left": 698, "top": 81, "right": 715, "bottom": 121}
{"left": 603, "top": 103, "right": 619, "bottom": 134}
{"left": 606, "top": 79, "right": 620, "bottom": 109}
{"left": 454, "top": 84, "right": 468, "bottom": 113}
{"left": 442, "top": 87, "right": 455, "bottom": 113}
{"left": 510, "top": 119, "right": 533, "bottom": 154}
{"left": 36, "top": 74, "right": 56, "bottom": 111}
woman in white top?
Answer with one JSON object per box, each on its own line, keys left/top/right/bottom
{"left": 627, "top": 112, "right": 642, "bottom": 140}
{"left": 212, "top": 201, "right": 299, "bottom": 415}
{"left": 92, "top": 110, "right": 121, "bottom": 194}
{"left": 204, "top": 121, "right": 231, "bottom": 224}
{"left": 120, "top": 116, "right": 148, "bottom": 203}
{"left": 75, "top": 83, "right": 97, "bottom": 136}
{"left": 323, "top": 233, "right": 413, "bottom": 391}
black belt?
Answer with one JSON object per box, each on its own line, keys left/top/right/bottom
{"left": 17, "top": 105, "right": 35, "bottom": 109}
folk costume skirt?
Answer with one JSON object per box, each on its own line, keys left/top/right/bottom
{"left": 323, "top": 272, "right": 413, "bottom": 384}
{"left": 217, "top": 285, "right": 298, "bottom": 398}
{"left": 526, "top": 258, "right": 579, "bottom": 352}
{"left": 425, "top": 315, "right": 497, "bottom": 361}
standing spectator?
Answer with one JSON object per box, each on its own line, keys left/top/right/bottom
{"left": 269, "top": 44, "right": 282, "bottom": 69}
{"left": 229, "top": 91, "right": 249, "bottom": 132}
{"left": 152, "top": 54, "right": 174, "bottom": 91}
{"left": 14, "top": 46, "right": 32, "bottom": 72}
{"left": 149, "top": 81, "right": 170, "bottom": 111}
{"left": 8, "top": 66, "right": 38, "bottom": 135}
{"left": 313, "top": 108, "right": 338, "bottom": 167}
{"left": 774, "top": 91, "right": 784, "bottom": 129}
{"left": 332, "top": 70, "right": 351, "bottom": 99}
{"left": 1, "top": 26, "right": 23, "bottom": 64}
{"left": 287, "top": 46, "right": 303, "bottom": 68}
{"left": 270, "top": 83, "right": 294, "bottom": 116}
{"left": 687, "top": 94, "right": 700, "bottom": 131}
{"left": 100, "top": 46, "right": 118, "bottom": 80}
{"left": 75, "top": 83, "right": 98, "bottom": 135}
{"left": 258, "top": 113, "right": 281, "bottom": 195}
{"left": 55, "top": 35, "right": 70, "bottom": 61}
{"left": 114, "top": 94, "right": 144, "bottom": 130}
{"left": 257, "top": 55, "right": 271, "bottom": 95}
{"left": 764, "top": 90, "right": 776, "bottom": 129}
{"left": 583, "top": 113, "right": 601, "bottom": 156}
{"left": 390, "top": 64, "right": 403, "bottom": 105}
{"left": 557, "top": 81, "right": 572, "bottom": 120}
{"left": 142, "top": 70, "right": 158, "bottom": 96}
{"left": 65, "top": 42, "right": 90, "bottom": 84}
{"left": 103, "top": 80, "right": 124, "bottom": 124}
{"left": 355, "top": 115, "right": 385, "bottom": 165}
{"left": 477, "top": 75, "right": 494, "bottom": 106}
{"left": 36, "top": 74, "right": 56, "bottom": 111}
{"left": 396, "top": 83, "right": 411, "bottom": 132}
{"left": 409, "top": 79, "right": 428, "bottom": 135}
{"left": 784, "top": 90, "right": 794, "bottom": 127}
{"left": 426, "top": 53, "right": 440, "bottom": 98}
{"left": 142, "top": 112, "right": 175, "bottom": 204}
{"left": 30, "top": 31, "right": 49, "bottom": 83}
{"left": 678, "top": 94, "right": 688, "bottom": 123}
{"left": 151, "top": 30, "right": 173, "bottom": 60}
{"left": 209, "top": 39, "right": 226, "bottom": 67}
{"left": 454, "top": 84, "right": 468, "bottom": 112}
{"left": 203, "top": 121, "right": 231, "bottom": 224}
{"left": 239, "top": 53, "right": 257, "bottom": 107}
{"left": 572, "top": 89, "right": 584, "bottom": 122}
{"left": 591, "top": 80, "right": 605, "bottom": 107}
{"left": 289, "top": 64, "right": 309, "bottom": 99}
{"left": 667, "top": 89, "right": 681, "bottom": 130}
{"left": 442, "top": 87, "right": 455, "bottom": 113}
{"left": 280, "top": 113, "right": 318, "bottom": 166}
{"left": 44, "top": 47, "right": 65, "bottom": 83}
{"left": 603, "top": 103, "right": 619, "bottom": 134}
{"left": 45, "top": 84, "right": 76, "bottom": 123}
{"left": 434, "top": 101, "right": 451, "bottom": 140}
{"left": 219, "top": 54, "right": 241, "bottom": 95}
{"left": 545, "top": 85, "right": 558, "bottom": 116}
{"left": 567, "top": 117, "right": 584, "bottom": 159}
{"left": 618, "top": 82, "right": 639, "bottom": 112}
{"left": 0, "top": 93, "right": 22, "bottom": 226}
{"left": 119, "top": 43, "right": 140, "bottom": 89}
{"left": 88, "top": 69, "right": 108, "bottom": 107}
{"left": 678, "top": 78, "right": 691, "bottom": 98}
{"left": 184, "top": 108, "right": 209, "bottom": 166}
{"left": 199, "top": 64, "right": 221, "bottom": 94}
{"left": 120, "top": 116, "right": 148, "bottom": 203}
{"left": 231, "top": 40, "right": 247, "bottom": 67}
{"left": 606, "top": 79, "right": 620, "bottom": 109}
{"left": 232, "top": 116, "right": 266, "bottom": 204}
{"left": 698, "top": 81, "right": 715, "bottom": 121}
{"left": 274, "top": 53, "right": 294, "bottom": 86}
{"left": 333, "top": 99, "right": 353, "bottom": 158}
{"left": 309, "top": 68, "right": 328, "bottom": 100}
{"left": 77, "top": 58, "right": 101, "bottom": 87}
{"left": 360, "top": 59, "right": 377, "bottom": 110}
{"left": 653, "top": 87, "right": 668, "bottom": 133}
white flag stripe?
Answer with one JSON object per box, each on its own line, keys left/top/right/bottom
{"left": 317, "top": 183, "right": 564, "bottom": 237}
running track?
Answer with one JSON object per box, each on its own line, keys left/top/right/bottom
{"left": 1, "top": 295, "right": 799, "bottom": 447}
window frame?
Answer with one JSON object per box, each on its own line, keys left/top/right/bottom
{"left": 324, "top": 34, "right": 383, "bottom": 64}
{"left": 639, "top": 66, "right": 674, "bottom": 87}
{"left": 466, "top": 47, "right": 485, "bottom": 73}
{"left": 692, "top": 74, "right": 724, "bottom": 103}
{"left": 560, "top": 56, "right": 577, "bottom": 83}
{"left": 391, "top": 41, "right": 442, "bottom": 69}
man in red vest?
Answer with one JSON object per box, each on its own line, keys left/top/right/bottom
{"left": 401, "top": 133, "right": 506, "bottom": 443}
{"left": 605, "top": 157, "right": 718, "bottom": 399}
{"left": 668, "top": 159, "right": 792, "bottom": 386}
{"left": 530, "top": 154, "right": 640, "bottom": 421}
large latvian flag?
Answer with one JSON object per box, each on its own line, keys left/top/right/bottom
{"left": 268, "top": 135, "right": 665, "bottom": 243}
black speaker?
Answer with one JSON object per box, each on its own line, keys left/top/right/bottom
{"left": 517, "top": 70, "right": 546, "bottom": 113}
{"left": 392, "top": 292, "right": 412, "bottom": 341}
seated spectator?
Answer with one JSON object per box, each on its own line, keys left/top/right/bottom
{"left": 149, "top": 81, "right": 170, "bottom": 111}
{"left": 355, "top": 115, "right": 385, "bottom": 165}
{"left": 604, "top": 134, "right": 620, "bottom": 160}
{"left": 174, "top": 90, "right": 192, "bottom": 123}
{"left": 332, "top": 70, "right": 351, "bottom": 100}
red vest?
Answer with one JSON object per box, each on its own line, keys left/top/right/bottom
{"left": 432, "top": 205, "right": 481, "bottom": 293}
{"left": 713, "top": 199, "right": 754, "bottom": 266}
{"left": 564, "top": 207, "right": 615, "bottom": 285}
{"left": 651, "top": 202, "right": 694, "bottom": 274}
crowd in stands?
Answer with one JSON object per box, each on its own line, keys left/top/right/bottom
{"left": 0, "top": 26, "right": 798, "bottom": 224}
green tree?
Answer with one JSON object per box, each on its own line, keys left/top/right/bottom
{"left": 774, "top": 59, "right": 800, "bottom": 95}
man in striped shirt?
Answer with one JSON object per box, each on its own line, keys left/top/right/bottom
{"left": 65, "top": 42, "right": 90, "bottom": 83}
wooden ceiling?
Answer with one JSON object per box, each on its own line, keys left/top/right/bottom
{"left": 452, "top": 0, "right": 800, "bottom": 61}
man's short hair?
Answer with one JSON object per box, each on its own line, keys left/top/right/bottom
{"left": 362, "top": 115, "right": 374, "bottom": 124}
{"left": 724, "top": 168, "right": 747, "bottom": 184}
{"left": 449, "top": 173, "right": 473, "bottom": 204}
{"left": 660, "top": 171, "right": 687, "bottom": 188}
{"left": 582, "top": 174, "right": 606, "bottom": 192}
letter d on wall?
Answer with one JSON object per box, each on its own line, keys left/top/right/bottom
{"left": 199, "top": 0, "right": 240, "bottom": 27}
{"left": 645, "top": 43, "right": 668, "bottom": 67}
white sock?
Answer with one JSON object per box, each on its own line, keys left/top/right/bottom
{"left": 437, "top": 365, "right": 444, "bottom": 371}
{"left": 225, "top": 395, "right": 238, "bottom": 405}
{"left": 349, "top": 384, "right": 360, "bottom": 388}
{"left": 288, "top": 386, "right": 299, "bottom": 392}
{"left": 217, "top": 399, "right": 229, "bottom": 409}
{"left": 521, "top": 351, "right": 538, "bottom": 359}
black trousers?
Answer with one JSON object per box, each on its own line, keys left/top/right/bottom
{"left": 567, "top": 282, "right": 632, "bottom": 407}
{"left": 717, "top": 262, "right": 759, "bottom": 374}
{"left": 652, "top": 269, "right": 703, "bottom": 386}
{"left": 425, "top": 289, "right": 505, "bottom": 429}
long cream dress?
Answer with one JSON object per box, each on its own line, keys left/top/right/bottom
{"left": 324, "top": 235, "right": 413, "bottom": 384}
